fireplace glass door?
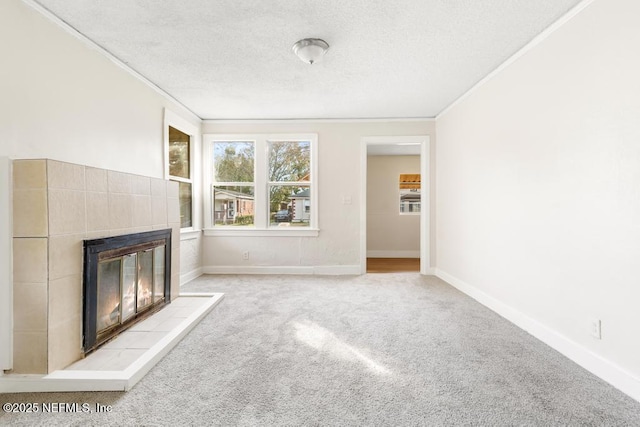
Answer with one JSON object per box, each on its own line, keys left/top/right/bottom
{"left": 84, "top": 229, "right": 171, "bottom": 354}
{"left": 95, "top": 244, "right": 166, "bottom": 339}
{"left": 137, "top": 250, "right": 153, "bottom": 311}
{"left": 122, "top": 254, "right": 137, "bottom": 322}
{"left": 96, "top": 259, "right": 122, "bottom": 332}
{"left": 153, "top": 246, "right": 165, "bottom": 302}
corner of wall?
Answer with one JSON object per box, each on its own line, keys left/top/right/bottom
{"left": 0, "top": 157, "right": 13, "bottom": 371}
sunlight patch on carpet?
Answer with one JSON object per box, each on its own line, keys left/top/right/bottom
{"left": 292, "top": 320, "right": 391, "bottom": 376}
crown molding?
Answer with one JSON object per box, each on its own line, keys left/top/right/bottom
{"left": 203, "top": 117, "right": 435, "bottom": 125}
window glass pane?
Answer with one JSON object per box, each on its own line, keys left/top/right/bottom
{"left": 399, "top": 190, "right": 421, "bottom": 214}
{"left": 399, "top": 173, "right": 420, "bottom": 215}
{"left": 269, "top": 185, "right": 310, "bottom": 227}
{"left": 169, "top": 126, "right": 190, "bottom": 179}
{"left": 213, "top": 186, "right": 255, "bottom": 226}
{"left": 179, "top": 182, "right": 192, "bottom": 228}
{"left": 268, "top": 140, "right": 310, "bottom": 182}
{"left": 213, "top": 142, "right": 254, "bottom": 182}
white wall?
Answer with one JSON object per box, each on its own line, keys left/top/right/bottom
{"left": 436, "top": 0, "right": 640, "bottom": 400}
{"left": 201, "top": 120, "right": 436, "bottom": 273}
{"left": 367, "top": 155, "right": 420, "bottom": 258}
{"left": 0, "top": 0, "right": 200, "bottom": 178}
{"left": 0, "top": 0, "right": 204, "bottom": 363}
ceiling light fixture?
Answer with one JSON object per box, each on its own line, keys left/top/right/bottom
{"left": 292, "top": 38, "right": 329, "bottom": 65}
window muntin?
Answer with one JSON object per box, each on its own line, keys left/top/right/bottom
{"left": 168, "top": 126, "right": 193, "bottom": 228}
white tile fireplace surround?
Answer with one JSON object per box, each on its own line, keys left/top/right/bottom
{"left": 11, "top": 159, "right": 181, "bottom": 375}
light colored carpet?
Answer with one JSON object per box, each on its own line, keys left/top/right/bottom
{"left": 2, "top": 273, "right": 640, "bottom": 426}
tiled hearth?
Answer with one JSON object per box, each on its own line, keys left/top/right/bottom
{"left": 11, "top": 159, "right": 181, "bottom": 374}
{"left": 0, "top": 293, "right": 223, "bottom": 393}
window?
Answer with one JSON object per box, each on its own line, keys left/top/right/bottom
{"left": 399, "top": 173, "right": 420, "bottom": 215}
{"left": 268, "top": 140, "right": 311, "bottom": 227}
{"left": 212, "top": 141, "right": 255, "bottom": 226}
{"left": 168, "top": 126, "right": 193, "bottom": 228}
{"left": 204, "top": 134, "right": 318, "bottom": 235}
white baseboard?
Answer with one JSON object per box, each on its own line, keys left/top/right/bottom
{"left": 435, "top": 268, "right": 640, "bottom": 404}
{"left": 180, "top": 267, "right": 203, "bottom": 286}
{"left": 202, "top": 265, "right": 360, "bottom": 275}
{"left": 312, "top": 265, "right": 360, "bottom": 275}
{"left": 367, "top": 250, "right": 420, "bottom": 258}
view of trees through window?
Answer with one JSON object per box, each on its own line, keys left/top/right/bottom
{"left": 212, "top": 139, "right": 311, "bottom": 226}
{"left": 213, "top": 142, "right": 255, "bottom": 225}
{"left": 268, "top": 141, "right": 310, "bottom": 226}
{"left": 214, "top": 142, "right": 254, "bottom": 183}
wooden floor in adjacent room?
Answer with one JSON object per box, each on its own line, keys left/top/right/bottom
{"left": 367, "top": 258, "right": 420, "bottom": 273}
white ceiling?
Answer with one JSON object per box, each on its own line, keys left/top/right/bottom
{"left": 32, "top": 0, "right": 583, "bottom": 120}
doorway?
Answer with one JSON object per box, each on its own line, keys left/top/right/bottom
{"left": 360, "top": 136, "right": 430, "bottom": 274}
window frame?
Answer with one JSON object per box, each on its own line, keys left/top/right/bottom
{"left": 203, "top": 133, "right": 318, "bottom": 236}
{"left": 164, "top": 109, "right": 199, "bottom": 235}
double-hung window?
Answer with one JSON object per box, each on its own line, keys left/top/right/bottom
{"left": 168, "top": 126, "right": 193, "bottom": 228}
{"left": 164, "top": 109, "right": 199, "bottom": 232}
{"left": 204, "top": 134, "right": 318, "bottom": 235}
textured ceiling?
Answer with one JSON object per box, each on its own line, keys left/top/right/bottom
{"left": 32, "top": 0, "right": 583, "bottom": 120}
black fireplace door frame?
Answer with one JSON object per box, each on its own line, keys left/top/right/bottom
{"left": 82, "top": 229, "right": 172, "bottom": 353}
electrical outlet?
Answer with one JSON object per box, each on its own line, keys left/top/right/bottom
{"left": 589, "top": 319, "right": 601, "bottom": 339}
{"left": 242, "top": 251, "right": 249, "bottom": 260}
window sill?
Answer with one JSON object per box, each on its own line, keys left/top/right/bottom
{"left": 203, "top": 228, "right": 319, "bottom": 237}
{"left": 180, "top": 229, "right": 202, "bottom": 240}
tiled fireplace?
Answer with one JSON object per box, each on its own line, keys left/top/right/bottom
{"left": 82, "top": 229, "right": 172, "bottom": 354}
{"left": 11, "top": 159, "right": 180, "bottom": 374}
